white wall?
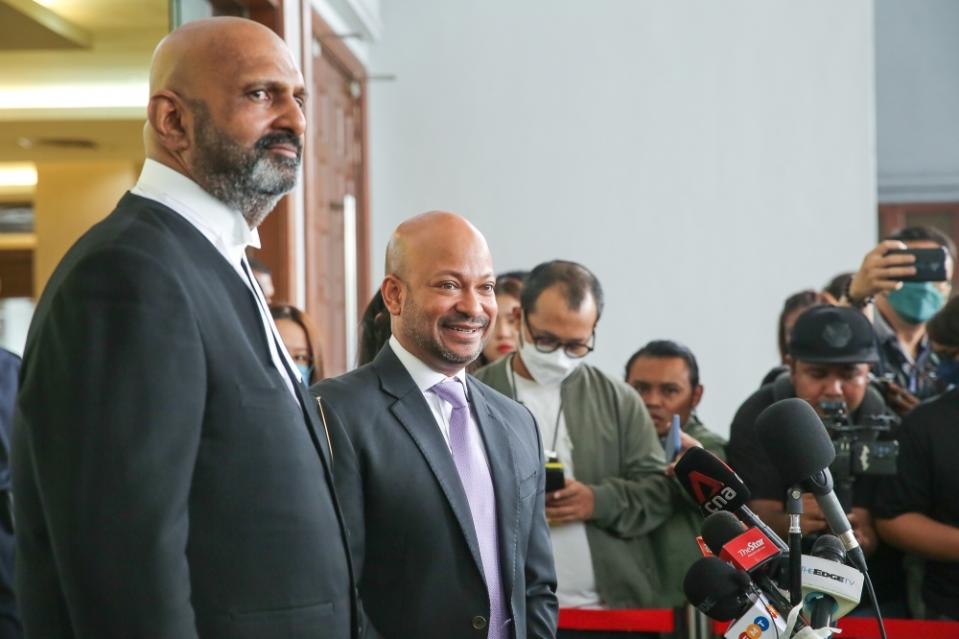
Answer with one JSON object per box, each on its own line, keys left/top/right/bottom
{"left": 368, "top": 1, "right": 878, "bottom": 435}
{"left": 875, "top": 0, "right": 959, "bottom": 202}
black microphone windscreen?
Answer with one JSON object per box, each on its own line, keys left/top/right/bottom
{"left": 701, "top": 511, "right": 746, "bottom": 555}
{"left": 811, "top": 534, "right": 847, "bottom": 564}
{"left": 683, "top": 556, "right": 753, "bottom": 621}
{"left": 675, "top": 447, "right": 751, "bottom": 515}
{"left": 755, "top": 398, "right": 836, "bottom": 485}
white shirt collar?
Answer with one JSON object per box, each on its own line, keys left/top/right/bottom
{"left": 131, "top": 159, "right": 260, "bottom": 261}
{"left": 389, "top": 335, "right": 468, "bottom": 394}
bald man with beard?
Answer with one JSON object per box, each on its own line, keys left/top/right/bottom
{"left": 312, "top": 212, "right": 558, "bottom": 639}
{"left": 11, "top": 18, "right": 357, "bottom": 639}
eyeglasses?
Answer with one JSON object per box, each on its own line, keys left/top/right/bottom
{"left": 523, "top": 314, "right": 595, "bottom": 358}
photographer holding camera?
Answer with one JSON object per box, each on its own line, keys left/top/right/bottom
{"left": 843, "top": 226, "right": 956, "bottom": 414}
{"left": 726, "top": 305, "right": 907, "bottom": 613}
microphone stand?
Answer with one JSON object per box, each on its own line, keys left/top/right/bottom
{"left": 786, "top": 485, "right": 803, "bottom": 608}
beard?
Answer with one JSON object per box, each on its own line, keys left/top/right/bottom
{"left": 189, "top": 100, "right": 302, "bottom": 228}
{"left": 400, "top": 294, "right": 489, "bottom": 367}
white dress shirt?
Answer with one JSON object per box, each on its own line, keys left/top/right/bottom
{"left": 388, "top": 335, "right": 476, "bottom": 450}
{"left": 131, "top": 159, "right": 301, "bottom": 400}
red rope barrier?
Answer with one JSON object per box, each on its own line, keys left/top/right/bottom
{"left": 559, "top": 608, "right": 674, "bottom": 632}
{"left": 559, "top": 608, "right": 959, "bottom": 638}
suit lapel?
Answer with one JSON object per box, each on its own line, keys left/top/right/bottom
{"left": 375, "top": 348, "right": 486, "bottom": 580}
{"left": 149, "top": 198, "right": 336, "bottom": 472}
{"left": 469, "top": 378, "right": 519, "bottom": 605}
{"left": 297, "top": 379, "right": 334, "bottom": 471}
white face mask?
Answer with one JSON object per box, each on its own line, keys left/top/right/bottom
{"left": 518, "top": 336, "right": 582, "bottom": 386}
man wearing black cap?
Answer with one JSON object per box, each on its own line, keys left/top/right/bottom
{"left": 726, "top": 306, "right": 908, "bottom": 612}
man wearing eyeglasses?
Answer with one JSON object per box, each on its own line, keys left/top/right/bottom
{"left": 475, "top": 261, "right": 676, "bottom": 620}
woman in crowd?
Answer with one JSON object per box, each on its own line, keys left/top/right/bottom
{"left": 270, "top": 303, "right": 325, "bottom": 384}
{"left": 357, "top": 291, "right": 392, "bottom": 366}
{"left": 469, "top": 272, "right": 526, "bottom": 372}
{"left": 822, "top": 271, "right": 854, "bottom": 306}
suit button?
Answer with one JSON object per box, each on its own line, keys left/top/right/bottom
{"left": 472, "top": 616, "right": 488, "bottom": 630}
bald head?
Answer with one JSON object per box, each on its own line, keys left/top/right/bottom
{"left": 385, "top": 211, "right": 490, "bottom": 280}
{"left": 149, "top": 18, "right": 292, "bottom": 108}
{"left": 381, "top": 211, "right": 497, "bottom": 374}
{"left": 144, "top": 17, "right": 306, "bottom": 226}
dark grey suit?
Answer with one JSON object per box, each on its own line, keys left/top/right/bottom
{"left": 312, "top": 346, "right": 557, "bottom": 639}
{"left": 12, "top": 193, "right": 357, "bottom": 638}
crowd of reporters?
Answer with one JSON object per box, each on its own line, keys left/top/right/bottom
{"left": 7, "top": 222, "right": 956, "bottom": 636}
{"left": 328, "top": 224, "right": 957, "bottom": 625}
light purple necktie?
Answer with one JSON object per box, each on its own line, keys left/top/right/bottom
{"left": 431, "top": 379, "right": 507, "bottom": 638}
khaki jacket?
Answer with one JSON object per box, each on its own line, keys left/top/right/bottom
{"left": 650, "top": 414, "right": 727, "bottom": 606}
{"left": 475, "top": 356, "right": 676, "bottom": 608}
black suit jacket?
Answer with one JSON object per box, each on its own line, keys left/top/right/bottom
{"left": 0, "top": 349, "right": 20, "bottom": 639}
{"left": 312, "top": 346, "right": 557, "bottom": 639}
{"left": 12, "top": 193, "right": 357, "bottom": 638}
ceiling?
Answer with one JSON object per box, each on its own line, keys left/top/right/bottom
{"left": 0, "top": 0, "right": 90, "bottom": 50}
{"left": 0, "top": 0, "right": 170, "bottom": 165}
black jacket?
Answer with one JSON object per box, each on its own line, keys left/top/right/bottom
{"left": 313, "top": 346, "right": 558, "bottom": 639}
{"left": 12, "top": 193, "right": 357, "bottom": 638}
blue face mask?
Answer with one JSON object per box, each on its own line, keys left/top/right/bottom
{"left": 936, "top": 356, "right": 959, "bottom": 386}
{"left": 886, "top": 282, "right": 945, "bottom": 324}
{"left": 296, "top": 363, "right": 313, "bottom": 382}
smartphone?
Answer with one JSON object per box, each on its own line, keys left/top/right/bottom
{"left": 885, "top": 247, "right": 948, "bottom": 282}
{"left": 544, "top": 451, "right": 566, "bottom": 492}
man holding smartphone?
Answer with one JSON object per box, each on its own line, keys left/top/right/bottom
{"left": 624, "top": 340, "right": 727, "bottom": 607}
{"left": 474, "top": 260, "right": 675, "bottom": 623}
{"left": 843, "top": 226, "right": 956, "bottom": 414}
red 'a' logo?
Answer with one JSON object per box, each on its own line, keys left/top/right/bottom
{"left": 688, "top": 471, "right": 725, "bottom": 504}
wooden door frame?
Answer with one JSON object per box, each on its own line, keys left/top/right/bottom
{"left": 303, "top": 4, "right": 372, "bottom": 314}
{"left": 878, "top": 201, "right": 959, "bottom": 238}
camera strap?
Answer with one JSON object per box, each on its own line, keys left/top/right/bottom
{"left": 508, "top": 354, "right": 565, "bottom": 452}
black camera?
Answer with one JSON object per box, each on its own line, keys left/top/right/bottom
{"left": 818, "top": 400, "right": 899, "bottom": 511}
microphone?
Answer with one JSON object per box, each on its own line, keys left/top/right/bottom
{"left": 701, "top": 511, "right": 791, "bottom": 616}
{"left": 683, "top": 556, "right": 754, "bottom": 621}
{"left": 702, "top": 512, "right": 780, "bottom": 574}
{"left": 803, "top": 535, "right": 863, "bottom": 630}
{"left": 755, "top": 398, "right": 868, "bottom": 573}
{"left": 683, "top": 556, "right": 786, "bottom": 638}
{"left": 675, "top": 447, "right": 788, "bottom": 552}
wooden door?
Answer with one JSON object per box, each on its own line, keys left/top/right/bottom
{"left": 303, "top": 12, "right": 370, "bottom": 376}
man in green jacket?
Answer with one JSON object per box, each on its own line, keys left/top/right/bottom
{"left": 475, "top": 260, "right": 676, "bottom": 621}
{"left": 625, "top": 340, "right": 727, "bottom": 607}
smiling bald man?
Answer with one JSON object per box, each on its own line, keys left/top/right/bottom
{"left": 11, "top": 18, "right": 356, "bottom": 639}
{"left": 313, "top": 212, "right": 558, "bottom": 639}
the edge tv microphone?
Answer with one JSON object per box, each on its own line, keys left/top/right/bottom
{"left": 675, "top": 447, "right": 788, "bottom": 552}
{"left": 683, "top": 556, "right": 786, "bottom": 639}
{"left": 802, "top": 535, "right": 863, "bottom": 629}
{"left": 755, "top": 398, "right": 868, "bottom": 572}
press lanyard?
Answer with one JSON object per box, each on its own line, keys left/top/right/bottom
{"left": 508, "top": 354, "right": 564, "bottom": 452}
